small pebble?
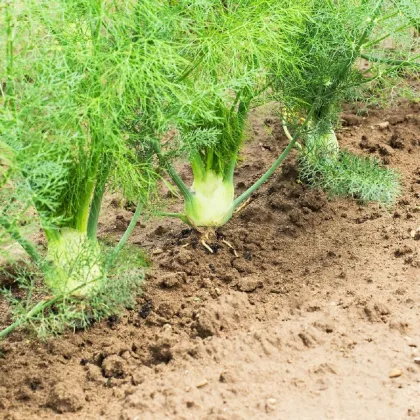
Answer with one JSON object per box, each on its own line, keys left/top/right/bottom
{"left": 414, "top": 357, "right": 420, "bottom": 365}
{"left": 410, "top": 228, "right": 420, "bottom": 240}
{"left": 196, "top": 380, "right": 208, "bottom": 388}
{"left": 389, "top": 368, "right": 402, "bottom": 378}
{"left": 265, "top": 398, "right": 277, "bottom": 413}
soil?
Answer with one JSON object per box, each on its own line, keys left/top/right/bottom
{"left": 1, "top": 100, "right": 420, "bottom": 419}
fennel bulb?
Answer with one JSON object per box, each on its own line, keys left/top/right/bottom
{"left": 45, "top": 229, "right": 103, "bottom": 296}
{"left": 306, "top": 128, "right": 340, "bottom": 160}
{"left": 185, "top": 172, "right": 234, "bottom": 227}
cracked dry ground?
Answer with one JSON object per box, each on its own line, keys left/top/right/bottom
{"left": 0, "top": 100, "right": 419, "bottom": 419}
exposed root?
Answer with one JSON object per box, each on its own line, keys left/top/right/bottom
{"left": 178, "top": 228, "right": 238, "bottom": 256}
{"left": 201, "top": 239, "right": 214, "bottom": 254}
{"left": 221, "top": 239, "right": 238, "bottom": 257}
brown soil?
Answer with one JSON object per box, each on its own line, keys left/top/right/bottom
{"left": 1, "top": 100, "right": 420, "bottom": 419}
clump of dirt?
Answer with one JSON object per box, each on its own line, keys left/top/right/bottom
{"left": 0, "top": 101, "right": 420, "bottom": 419}
{"left": 47, "top": 382, "right": 85, "bottom": 414}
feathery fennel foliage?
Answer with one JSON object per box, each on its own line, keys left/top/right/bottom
{"left": 299, "top": 149, "right": 400, "bottom": 204}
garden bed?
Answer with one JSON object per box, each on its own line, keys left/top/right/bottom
{"left": 1, "top": 101, "right": 420, "bottom": 419}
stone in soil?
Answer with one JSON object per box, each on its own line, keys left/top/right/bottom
{"left": 389, "top": 368, "right": 403, "bottom": 378}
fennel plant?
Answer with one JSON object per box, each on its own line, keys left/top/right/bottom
{"left": 0, "top": 0, "right": 195, "bottom": 337}
{"left": 275, "top": 0, "right": 419, "bottom": 204}
{"left": 152, "top": 0, "right": 309, "bottom": 227}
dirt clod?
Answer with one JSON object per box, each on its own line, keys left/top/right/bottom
{"left": 237, "top": 276, "right": 260, "bottom": 293}
{"left": 47, "top": 382, "right": 84, "bottom": 413}
{"left": 379, "top": 144, "right": 394, "bottom": 156}
{"left": 301, "top": 191, "right": 326, "bottom": 211}
{"left": 219, "top": 370, "right": 237, "bottom": 384}
{"left": 363, "top": 304, "right": 381, "bottom": 322}
{"left": 102, "top": 355, "right": 128, "bottom": 379}
{"left": 410, "top": 228, "right": 420, "bottom": 240}
{"left": 269, "top": 197, "right": 293, "bottom": 212}
{"left": 389, "top": 320, "right": 410, "bottom": 335}
{"left": 139, "top": 301, "right": 153, "bottom": 319}
{"left": 86, "top": 364, "right": 107, "bottom": 384}
{"left": 149, "top": 334, "right": 175, "bottom": 364}
{"left": 390, "top": 134, "right": 405, "bottom": 149}
{"left": 394, "top": 246, "right": 413, "bottom": 258}
{"left": 374, "top": 302, "right": 391, "bottom": 316}
{"left": 298, "top": 331, "right": 317, "bottom": 348}
{"left": 196, "top": 379, "right": 208, "bottom": 388}
{"left": 388, "top": 115, "right": 405, "bottom": 125}
{"left": 160, "top": 273, "right": 180, "bottom": 288}
{"left": 342, "top": 114, "right": 363, "bottom": 126}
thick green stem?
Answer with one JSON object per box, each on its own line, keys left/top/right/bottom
{"left": 282, "top": 120, "right": 302, "bottom": 150}
{"left": 75, "top": 173, "right": 98, "bottom": 233}
{"left": 72, "top": 0, "right": 106, "bottom": 234}
{"left": 87, "top": 158, "right": 111, "bottom": 241}
{"left": 191, "top": 153, "right": 206, "bottom": 183}
{"left": 237, "top": 98, "right": 250, "bottom": 135}
{"left": 224, "top": 156, "right": 236, "bottom": 183}
{"left": 223, "top": 98, "right": 250, "bottom": 183}
{"left": 86, "top": 181, "right": 105, "bottom": 240}
{"left": 166, "top": 164, "right": 192, "bottom": 203}
{"left": 206, "top": 149, "right": 214, "bottom": 171}
{"left": 230, "top": 90, "right": 243, "bottom": 114}
{"left": 75, "top": 137, "right": 101, "bottom": 233}
{"left": 75, "top": 195, "right": 94, "bottom": 232}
